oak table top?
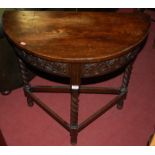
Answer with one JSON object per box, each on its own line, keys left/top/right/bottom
{"left": 3, "top": 11, "right": 150, "bottom": 63}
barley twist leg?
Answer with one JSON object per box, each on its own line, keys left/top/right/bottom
{"left": 70, "top": 90, "right": 79, "bottom": 144}
{"left": 117, "top": 62, "right": 133, "bottom": 109}
{"left": 18, "top": 58, "right": 33, "bottom": 106}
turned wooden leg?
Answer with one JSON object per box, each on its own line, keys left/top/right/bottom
{"left": 18, "top": 58, "right": 33, "bottom": 106}
{"left": 70, "top": 64, "right": 81, "bottom": 145}
{"left": 117, "top": 62, "right": 133, "bottom": 109}
{"left": 70, "top": 89, "right": 79, "bottom": 144}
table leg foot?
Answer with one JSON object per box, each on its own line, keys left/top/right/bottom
{"left": 117, "top": 100, "right": 124, "bottom": 110}
{"left": 70, "top": 131, "right": 78, "bottom": 145}
{"left": 27, "top": 96, "right": 34, "bottom": 107}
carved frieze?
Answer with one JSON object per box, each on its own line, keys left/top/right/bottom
{"left": 15, "top": 49, "right": 69, "bottom": 77}
{"left": 14, "top": 45, "right": 140, "bottom": 78}
{"left": 81, "top": 47, "right": 140, "bottom": 78}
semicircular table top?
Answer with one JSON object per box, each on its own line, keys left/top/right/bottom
{"left": 3, "top": 11, "right": 150, "bottom": 63}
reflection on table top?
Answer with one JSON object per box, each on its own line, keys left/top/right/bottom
{"left": 3, "top": 11, "right": 150, "bottom": 63}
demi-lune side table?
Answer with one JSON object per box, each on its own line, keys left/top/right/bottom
{"left": 3, "top": 11, "right": 150, "bottom": 144}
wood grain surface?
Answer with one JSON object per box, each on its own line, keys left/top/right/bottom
{"left": 3, "top": 11, "right": 150, "bottom": 63}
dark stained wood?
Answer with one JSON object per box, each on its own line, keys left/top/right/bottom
{"left": 30, "top": 85, "right": 120, "bottom": 94}
{"left": 69, "top": 64, "right": 81, "bottom": 144}
{"left": 3, "top": 11, "right": 150, "bottom": 63}
{"left": 0, "top": 130, "right": 7, "bottom": 146}
{"left": 2, "top": 11, "right": 151, "bottom": 145}
{"left": 78, "top": 93, "right": 125, "bottom": 132}
{"left": 117, "top": 62, "right": 133, "bottom": 109}
{"left": 26, "top": 91, "right": 70, "bottom": 131}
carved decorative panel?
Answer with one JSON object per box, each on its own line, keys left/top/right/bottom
{"left": 81, "top": 47, "right": 140, "bottom": 78}
{"left": 15, "top": 49, "right": 69, "bottom": 77}
{"left": 14, "top": 45, "right": 140, "bottom": 78}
